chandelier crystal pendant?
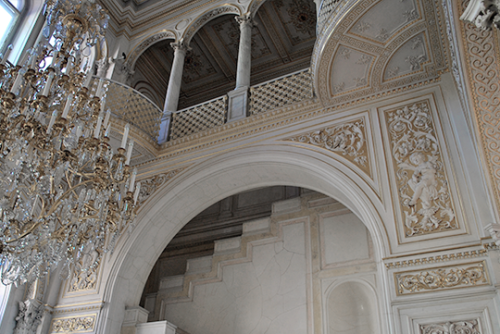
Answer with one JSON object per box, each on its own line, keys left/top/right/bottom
{"left": 0, "top": 0, "right": 141, "bottom": 286}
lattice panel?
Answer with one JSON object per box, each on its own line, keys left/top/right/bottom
{"left": 103, "top": 81, "right": 162, "bottom": 140}
{"left": 249, "top": 69, "right": 314, "bottom": 115}
{"left": 170, "top": 96, "right": 227, "bottom": 141}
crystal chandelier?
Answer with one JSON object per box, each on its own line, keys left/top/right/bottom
{"left": 0, "top": 0, "right": 141, "bottom": 286}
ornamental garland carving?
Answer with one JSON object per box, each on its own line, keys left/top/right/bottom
{"left": 384, "top": 101, "right": 457, "bottom": 236}
{"left": 137, "top": 168, "right": 187, "bottom": 206}
{"left": 459, "top": 0, "right": 500, "bottom": 217}
{"left": 285, "top": 118, "right": 369, "bottom": 174}
{"left": 420, "top": 319, "right": 481, "bottom": 334}
{"left": 50, "top": 315, "right": 96, "bottom": 333}
{"left": 395, "top": 262, "right": 488, "bottom": 295}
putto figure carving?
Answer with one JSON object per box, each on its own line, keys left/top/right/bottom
{"left": 385, "top": 101, "right": 456, "bottom": 236}
{"left": 407, "top": 152, "right": 438, "bottom": 207}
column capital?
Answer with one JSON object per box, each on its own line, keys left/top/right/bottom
{"left": 235, "top": 13, "right": 255, "bottom": 28}
{"left": 170, "top": 41, "right": 191, "bottom": 53}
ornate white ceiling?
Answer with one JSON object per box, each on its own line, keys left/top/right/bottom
{"left": 312, "top": 0, "right": 448, "bottom": 107}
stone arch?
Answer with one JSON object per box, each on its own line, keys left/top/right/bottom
{"left": 182, "top": 4, "right": 242, "bottom": 45}
{"left": 96, "top": 144, "right": 390, "bottom": 333}
{"left": 126, "top": 30, "right": 177, "bottom": 71}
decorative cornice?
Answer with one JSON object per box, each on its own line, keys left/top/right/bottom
{"left": 385, "top": 249, "right": 488, "bottom": 269}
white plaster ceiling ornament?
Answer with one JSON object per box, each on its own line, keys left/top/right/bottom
{"left": 461, "top": 0, "right": 500, "bottom": 30}
{"left": 312, "top": 0, "right": 447, "bottom": 107}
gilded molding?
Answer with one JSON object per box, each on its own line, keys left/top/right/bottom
{"left": 420, "top": 319, "right": 481, "bottom": 334}
{"left": 394, "top": 261, "right": 489, "bottom": 295}
{"left": 284, "top": 118, "right": 370, "bottom": 174}
{"left": 385, "top": 249, "right": 487, "bottom": 268}
{"left": 459, "top": 0, "right": 500, "bottom": 217}
{"left": 50, "top": 314, "right": 96, "bottom": 333}
{"left": 384, "top": 100, "right": 457, "bottom": 236}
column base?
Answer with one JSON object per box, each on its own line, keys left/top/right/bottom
{"left": 227, "top": 87, "right": 249, "bottom": 122}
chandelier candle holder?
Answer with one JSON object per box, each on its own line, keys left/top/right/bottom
{"left": 0, "top": 0, "right": 141, "bottom": 286}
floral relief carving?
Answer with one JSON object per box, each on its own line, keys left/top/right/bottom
{"left": 67, "top": 250, "right": 101, "bottom": 293}
{"left": 420, "top": 319, "right": 481, "bottom": 334}
{"left": 385, "top": 101, "right": 457, "bottom": 236}
{"left": 395, "top": 262, "right": 489, "bottom": 295}
{"left": 137, "top": 168, "right": 187, "bottom": 206}
{"left": 50, "top": 315, "right": 96, "bottom": 333}
{"left": 285, "top": 118, "right": 369, "bottom": 173}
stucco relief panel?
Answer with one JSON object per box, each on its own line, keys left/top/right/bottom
{"left": 284, "top": 117, "right": 371, "bottom": 176}
{"left": 394, "top": 261, "right": 489, "bottom": 295}
{"left": 380, "top": 99, "right": 459, "bottom": 239}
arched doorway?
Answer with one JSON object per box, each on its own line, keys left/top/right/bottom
{"left": 96, "top": 144, "right": 390, "bottom": 333}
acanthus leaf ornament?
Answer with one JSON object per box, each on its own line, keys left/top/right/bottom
{"left": 285, "top": 118, "right": 369, "bottom": 173}
{"left": 420, "top": 319, "right": 481, "bottom": 334}
{"left": 385, "top": 101, "right": 457, "bottom": 236}
{"left": 395, "top": 262, "right": 489, "bottom": 295}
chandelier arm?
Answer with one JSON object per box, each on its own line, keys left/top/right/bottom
{"left": 44, "top": 179, "right": 94, "bottom": 217}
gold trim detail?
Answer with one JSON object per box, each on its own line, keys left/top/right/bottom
{"left": 394, "top": 261, "right": 489, "bottom": 295}
{"left": 459, "top": 0, "right": 500, "bottom": 217}
{"left": 383, "top": 100, "right": 457, "bottom": 236}
{"left": 385, "top": 249, "right": 487, "bottom": 269}
{"left": 50, "top": 314, "right": 96, "bottom": 333}
{"left": 284, "top": 118, "right": 370, "bottom": 175}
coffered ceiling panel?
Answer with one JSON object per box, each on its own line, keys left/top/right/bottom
{"left": 348, "top": 0, "right": 420, "bottom": 44}
{"left": 130, "top": 0, "right": 317, "bottom": 110}
{"left": 313, "top": 0, "right": 448, "bottom": 107}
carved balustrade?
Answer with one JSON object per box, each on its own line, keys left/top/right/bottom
{"left": 169, "top": 95, "right": 228, "bottom": 141}
{"left": 249, "top": 69, "right": 314, "bottom": 116}
{"left": 93, "top": 78, "right": 163, "bottom": 141}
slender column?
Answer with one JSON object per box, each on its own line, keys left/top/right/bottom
{"left": 163, "top": 41, "right": 190, "bottom": 113}
{"left": 235, "top": 14, "right": 254, "bottom": 89}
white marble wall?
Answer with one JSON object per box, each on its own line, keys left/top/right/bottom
{"left": 163, "top": 222, "right": 308, "bottom": 334}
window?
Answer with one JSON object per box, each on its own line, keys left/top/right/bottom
{"left": 0, "top": 0, "right": 23, "bottom": 50}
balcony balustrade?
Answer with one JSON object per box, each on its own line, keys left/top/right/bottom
{"left": 100, "top": 68, "right": 314, "bottom": 143}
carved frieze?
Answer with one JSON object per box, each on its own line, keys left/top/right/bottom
{"left": 285, "top": 118, "right": 370, "bottom": 174}
{"left": 395, "top": 262, "right": 489, "bottom": 295}
{"left": 50, "top": 315, "right": 96, "bottom": 333}
{"left": 420, "top": 319, "right": 481, "bottom": 334}
{"left": 383, "top": 100, "right": 457, "bottom": 237}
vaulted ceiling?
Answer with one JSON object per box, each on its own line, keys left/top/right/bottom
{"left": 130, "top": 0, "right": 317, "bottom": 110}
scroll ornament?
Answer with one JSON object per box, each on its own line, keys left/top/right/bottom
{"left": 396, "top": 263, "right": 487, "bottom": 295}
{"left": 288, "top": 119, "right": 368, "bottom": 169}
{"left": 386, "top": 102, "right": 456, "bottom": 236}
{"left": 420, "top": 319, "right": 481, "bottom": 334}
